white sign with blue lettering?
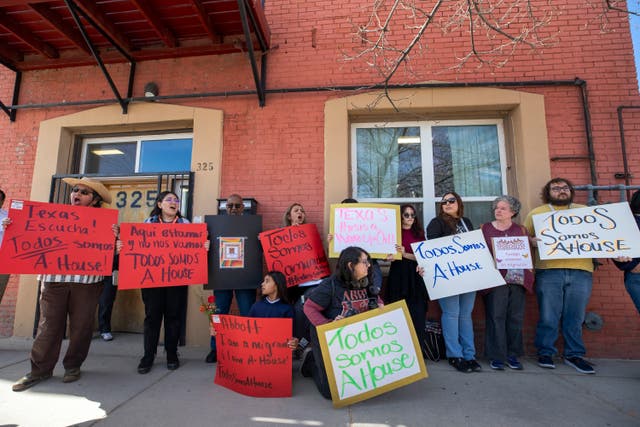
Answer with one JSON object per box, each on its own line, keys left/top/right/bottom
{"left": 411, "top": 230, "right": 505, "bottom": 300}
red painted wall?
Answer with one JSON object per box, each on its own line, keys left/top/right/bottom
{"left": 0, "top": 1, "right": 638, "bottom": 357}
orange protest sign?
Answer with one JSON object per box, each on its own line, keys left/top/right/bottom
{"left": 118, "top": 222, "right": 208, "bottom": 289}
{"left": 259, "top": 224, "right": 330, "bottom": 287}
{"left": 0, "top": 199, "right": 117, "bottom": 275}
{"left": 213, "top": 315, "right": 292, "bottom": 397}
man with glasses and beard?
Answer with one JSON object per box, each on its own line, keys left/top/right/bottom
{"left": 524, "top": 178, "right": 596, "bottom": 374}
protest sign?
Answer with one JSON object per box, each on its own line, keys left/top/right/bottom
{"left": 212, "top": 315, "right": 292, "bottom": 397}
{"left": 259, "top": 224, "right": 330, "bottom": 287}
{"left": 0, "top": 199, "right": 117, "bottom": 275}
{"left": 316, "top": 300, "right": 427, "bottom": 408}
{"left": 411, "top": 230, "right": 505, "bottom": 300}
{"left": 532, "top": 202, "right": 640, "bottom": 260}
{"left": 329, "top": 203, "right": 401, "bottom": 259}
{"left": 205, "top": 215, "right": 263, "bottom": 290}
{"left": 492, "top": 236, "right": 533, "bottom": 269}
{"left": 118, "top": 222, "right": 208, "bottom": 289}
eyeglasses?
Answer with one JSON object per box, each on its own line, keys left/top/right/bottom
{"left": 71, "top": 187, "right": 94, "bottom": 196}
{"left": 163, "top": 197, "right": 180, "bottom": 203}
{"left": 358, "top": 258, "right": 371, "bottom": 267}
{"left": 442, "top": 197, "right": 457, "bottom": 205}
{"left": 550, "top": 185, "right": 570, "bottom": 192}
{"left": 227, "top": 203, "right": 243, "bottom": 209}
{"left": 403, "top": 212, "right": 415, "bottom": 219}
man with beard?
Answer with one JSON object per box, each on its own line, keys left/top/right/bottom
{"left": 524, "top": 178, "right": 595, "bottom": 374}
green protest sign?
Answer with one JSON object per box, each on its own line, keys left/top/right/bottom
{"left": 316, "top": 300, "right": 428, "bottom": 407}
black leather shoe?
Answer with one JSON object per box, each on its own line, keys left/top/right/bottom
{"left": 137, "top": 357, "right": 153, "bottom": 374}
{"left": 205, "top": 350, "right": 217, "bottom": 363}
{"left": 167, "top": 355, "right": 180, "bottom": 370}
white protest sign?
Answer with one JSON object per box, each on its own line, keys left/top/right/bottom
{"left": 411, "top": 229, "right": 505, "bottom": 300}
{"left": 316, "top": 300, "right": 427, "bottom": 408}
{"left": 329, "top": 203, "right": 401, "bottom": 259}
{"left": 532, "top": 202, "right": 640, "bottom": 260}
{"left": 492, "top": 236, "right": 533, "bottom": 269}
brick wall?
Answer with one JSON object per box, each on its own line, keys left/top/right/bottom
{"left": 0, "top": 1, "right": 638, "bottom": 357}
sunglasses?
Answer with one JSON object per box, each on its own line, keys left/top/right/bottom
{"left": 403, "top": 212, "right": 415, "bottom": 219}
{"left": 227, "top": 203, "right": 243, "bottom": 209}
{"left": 442, "top": 197, "right": 457, "bottom": 205}
{"left": 71, "top": 187, "right": 94, "bottom": 196}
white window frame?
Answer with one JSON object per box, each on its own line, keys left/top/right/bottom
{"left": 80, "top": 132, "right": 194, "bottom": 174}
{"left": 351, "top": 119, "right": 508, "bottom": 223}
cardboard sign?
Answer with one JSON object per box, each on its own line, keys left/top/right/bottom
{"left": 205, "top": 215, "right": 263, "bottom": 290}
{"left": 0, "top": 199, "right": 117, "bottom": 275}
{"left": 316, "top": 300, "right": 427, "bottom": 408}
{"left": 212, "top": 315, "right": 292, "bottom": 398}
{"left": 329, "top": 203, "right": 401, "bottom": 260}
{"left": 259, "top": 224, "right": 331, "bottom": 287}
{"left": 118, "top": 223, "right": 208, "bottom": 289}
{"left": 532, "top": 202, "right": 640, "bottom": 259}
{"left": 492, "top": 236, "right": 533, "bottom": 269}
{"left": 411, "top": 230, "right": 505, "bottom": 300}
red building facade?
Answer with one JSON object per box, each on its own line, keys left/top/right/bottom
{"left": 0, "top": 1, "right": 638, "bottom": 357}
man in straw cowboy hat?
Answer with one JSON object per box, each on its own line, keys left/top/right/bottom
{"left": 8, "top": 177, "right": 117, "bottom": 391}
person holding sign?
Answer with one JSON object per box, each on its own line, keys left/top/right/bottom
{"left": 425, "top": 192, "right": 480, "bottom": 373}
{"left": 206, "top": 193, "right": 258, "bottom": 364}
{"left": 613, "top": 190, "right": 640, "bottom": 313}
{"left": 387, "top": 204, "right": 429, "bottom": 358}
{"left": 135, "top": 191, "right": 194, "bottom": 374}
{"left": 248, "top": 271, "right": 299, "bottom": 349}
{"left": 302, "top": 246, "right": 383, "bottom": 399}
{"left": 480, "top": 196, "right": 534, "bottom": 371}
{"left": 0, "top": 189, "right": 10, "bottom": 305}
{"left": 524, "top": 178, "right": 595, "bottom": 374}
{"left": 10, "top": 177, "right": 116, "bottom": 392}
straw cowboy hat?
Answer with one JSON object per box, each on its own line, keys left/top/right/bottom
{"left": 62, "top": 177, "right": 112, "bottom": 205}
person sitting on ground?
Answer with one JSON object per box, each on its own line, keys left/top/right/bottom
{"left": 301, "top": 246, "right": 382, "bottom": 399}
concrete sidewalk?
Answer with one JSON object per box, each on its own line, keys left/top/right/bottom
{"left": 0, "top": 333, "right": 638, "bottom": 427}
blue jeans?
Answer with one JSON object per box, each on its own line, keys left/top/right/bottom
{"left": 438, "top": 291, "right": 476, "bottom": 360}
{"left": 624, "top": 272, "right": 640, "bottom": 313}
{"left": 534, "top": 269, "right": 592, "bottom": 358}
{"left": 209, "top": 288, "right": 257, "bottom": 350}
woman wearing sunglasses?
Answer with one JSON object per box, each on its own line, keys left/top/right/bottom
{"left": 387, "top": 204, "right": 429, "bottom": 357}
{"left": 426, "top": 192, "right": 480, "bottom": 373}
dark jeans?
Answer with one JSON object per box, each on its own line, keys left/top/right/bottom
{"left": 141, "top": 286, "right": 187, "bottom": 359}
{"left": 31, "top": 281, "right": 103, "bottom": 376}
{"left": 484, "top": 284, "right": 526, "bottom": 361}
{"left": 209, "top": 288, "right": 256, "bottom": 350}
{"left": 309, "top": 326, "right": 332, "bottom": 399}
{"left": 0, "top": 274, "right": 9, "bottom": 304}
{"left": 98, "top": 276, "right": 117, "bottom": 333}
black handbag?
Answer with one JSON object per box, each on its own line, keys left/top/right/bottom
{"left": 423, "top": 320, "right": 446, "bottom": 362}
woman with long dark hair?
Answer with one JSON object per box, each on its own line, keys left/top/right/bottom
{"left": 301, "top": 246, "right": 382, "bottom": 399}
{"left": 137, "top": 191, "right": 190, "bottom": 374}
{"left": 425, "top": 191, "right": 480, "bottom": 373}
{"left": 387, "top": 204, "right": 428, "bottom": 357}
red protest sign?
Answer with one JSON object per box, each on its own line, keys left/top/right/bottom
{"left": 0, "top": 199, "right": 117, "bottom": 275}
{"left": 118, "top": 223, "right": 208, "bottom": 289}
{"left": 213, "top": 315, "right": 292, "bottom": 397}
{"left": 259, "top": 224, "right": 330, "bottom": 287}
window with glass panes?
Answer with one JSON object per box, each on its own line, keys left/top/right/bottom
{"left": 80, "top": 133, "right": 193, "bottom": 175}
{"left": 351, "top": 120, "right": 507, "bottom": 229}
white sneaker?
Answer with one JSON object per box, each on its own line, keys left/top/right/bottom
{"left": 101, "top": 332, "right": 113, "bottom": 341}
